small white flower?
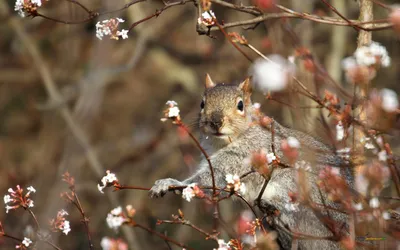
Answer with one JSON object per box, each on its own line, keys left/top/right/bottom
{"left": 266, "top": 153, "right": 276, "bottom": 164}
{"left": 198, "top": 11, "right": 216, "bottom": 26}
{"left": 5, "top": 205, "right": 13, "bottom": 213}
{"left": 214, "top": 239, "right": 231, "bottom": 250}
{"left": 182, "top": 183, "right": 196, "bottom": 202}
{"left": 168, "top": 106, "right": 180, "bottom": 118}
{"left": 341, "top": 56, "right": 357, "bottom": 71}
{"left": 61, "top": 220, "right": 71, "bottom": 235}
{"left": 116, "top": 18, "right": 125, "bottom": 23}
{"left": 4, "top": 195, "right": 12, "bottom": 204}
{"left": 98, "top": 170, "right": 118, "bottom": 194}
{"left": 111, "top": 206, "right": 122, "bottom": 215}
{"left": 22, "top": 237, "right": 32, "bottom": 247}
{"left": 369, "top": 197, "right": 380, "bottom": 208}
{"left": 354, "top": 41, "right": 391, "bottom": 67}
{"left": 252, "top": 102, "right": 261, "bottom": 109}
{"left": 382, "top": 211, "right": 390, "bottom": 220}
{"left": 166, "top": 100, "right": 178, "bottom": 106}
{"left": 225, "top": 174, "right": 236, "bottom": 184}
{"left": 378, "top": 150, "right": 387, "bottom": 162}
{"left": 250, "top": 55, "right": 295, "bottom": 93}
{"left": 27, "top": 186, "right": 36, "bottom": 195}
{"left": 336, "top": 121, "right": 344, "bottom": 141}
{"left": 225, "top": 174, "right": 245, "bottom": 194}
{"left": 27, "top": 200, "right": 34, "bottom": 208}
{"left": 106, "top": 207, "right": 126, "bottom": 230}
{"left": 380, "top": 88, "right": 399, "bottom": 112}
{"left": 59, "top": 209, "right": 68, "bottom": 216}
{"left": 117, "top": 29, "right": 129, "bottom": 39}
{"left": 353, "top": 202, "right": 363, "bottom": 211}
{"left": 287, "top": 137, "right": 300, "bottom": 148}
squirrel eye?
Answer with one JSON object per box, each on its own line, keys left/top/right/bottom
{"left": 200, "top": 100, "right": 205, "bottom": 109}
{"left": 237, "top": 100, "right": 244, "bottom": 112}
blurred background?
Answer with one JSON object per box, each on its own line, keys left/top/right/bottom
{"left": 0, "top": 0, "right": 399, "bottom": 249}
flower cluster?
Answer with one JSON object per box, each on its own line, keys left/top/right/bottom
{"left": 198, "top": 11, "right": 216, "bottom": 26}
{"left": 100, "top": 237, "right": 128, "bottom": 250}
{"left": 49, "top": 209, "right": 71, "bottom": 235}
{"left": 98, "top": 170, "right": 119, "bottom": 193}
{"left": 355, "top": 161, "right": 390, "bottom": 196}
{"left": 95, "top": 18, "right": 128, "bottom": 40}
{"left": 225, "top": 174, "right": 246, "bottom": 194}
{"left": 342, "top": 41, "right": 391, "bottom": 84}
{"left": 161, "top": 100, "right": 181, "bottom": 122}
{"left": 16, "top": 237, "right": 33, "bottom": 249}
{"left": 4, "top": 185, "right": 36, "bottom": 213}
{"left": 250, "top": 55, "right": 295, "bottom": 93}
{"left": 15, "top": 0, "right": 43, "bottom": 18}
{"left": 181, "top": 183, "right": 205, "bottom": 202}
{"left": 106, "top": 206, "right": 128, "bottom": 231}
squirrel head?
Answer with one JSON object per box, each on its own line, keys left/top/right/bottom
{"left": 199, "top": 74, "right": 253, "bottom": 149}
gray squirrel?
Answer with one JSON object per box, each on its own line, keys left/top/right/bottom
{"left": 150, "top": 74, "right": 355, "bottom": 249}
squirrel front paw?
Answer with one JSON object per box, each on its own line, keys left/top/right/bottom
{"left": 149, "top": 178, "right": 182, "bottom": 198}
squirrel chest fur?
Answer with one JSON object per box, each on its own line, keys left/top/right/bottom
{"left": 150, "top": 74, "right": 354, "bottom": 250}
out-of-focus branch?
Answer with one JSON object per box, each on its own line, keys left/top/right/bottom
{"left": 208, "top": 4, "right": 391, "bottom": 32}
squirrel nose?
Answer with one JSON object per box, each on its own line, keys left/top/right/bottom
{"left": 209, "top": 111, "right": 224, "bottom": 131}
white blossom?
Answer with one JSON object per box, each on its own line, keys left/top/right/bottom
{"left": 225, "top": 174, "right": 246, "bottom": 194}
{"left": 198, "top": 11, "right": 216, "bottom": 26}
{"left": 101, "top": 237, "right": 113, "bottom": 250}
{"left": 214, "top": 239, "right": 231, "bottom": 250}
{"left": 14, "top": 0, "right": 42, "bottom": 17}
{"left": 382, "top": 211, "right": 390, "bottom": 220}
{"left": 369, "top": 197, "right": 380, "bottom": 208}
{"left": 166, "top": 100, "right": 178, "bottom": 106}
{"left": 117, "top": 29, "right": 129, "bottom": 40}
{"left": 266, "top": 153, "right": 276, "bottom": 164}
{"left": 27, "top": 186, "right": 36, "bottom": 195}
{"left": 168, "top": 107, "right": 180, "bottom": 118}
{"left": 252, "top": 102, "right": 261, "bottom": 109}
{"left": 378, "top": 150, "right": 387, "bottom": 162}
{"left": 4, "top": 194, "right": 12, "bottom": 204}
{"left": 380, "top": 88, "right": 399, "bottom": 112}
{"left": 106, "top": 207, "right": 126, "bottom": 231}
{"left": 182, "top": 183, "right": 196, "bottom": 202}
{"left": 336, "top": 121, "right": 344, "bottom": 141}
{"left": 61, "top": 220, "right": 71, "bottom": 235}
{"left": 98, "top": 170, "right": 118, "bottom": 193}
{"left": 95, "top": 18, "right": 126, "bottom": 40}
{"left": 354, "top": 41, "right": 391, "bottom": 67}
{"left": 341, "top": 56, "right": 357, "bottom": 71}
{"left": 250, "top": 55, "right": 295, "bottom": 93}
{"left": 22, "top": 237, "right": 32, "bottom": 247}
{"left": 353, "top": 202, "right": 363, "bottom": 211}
{"left": 287, "top": 137, "right": 300, "bottom": 148}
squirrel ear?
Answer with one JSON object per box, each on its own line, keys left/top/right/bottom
{"left": 238, "top": 77, "right": 252, "bottom": 94}
{"left": 205, "top": 73, "right": 216, "bottom": 89}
